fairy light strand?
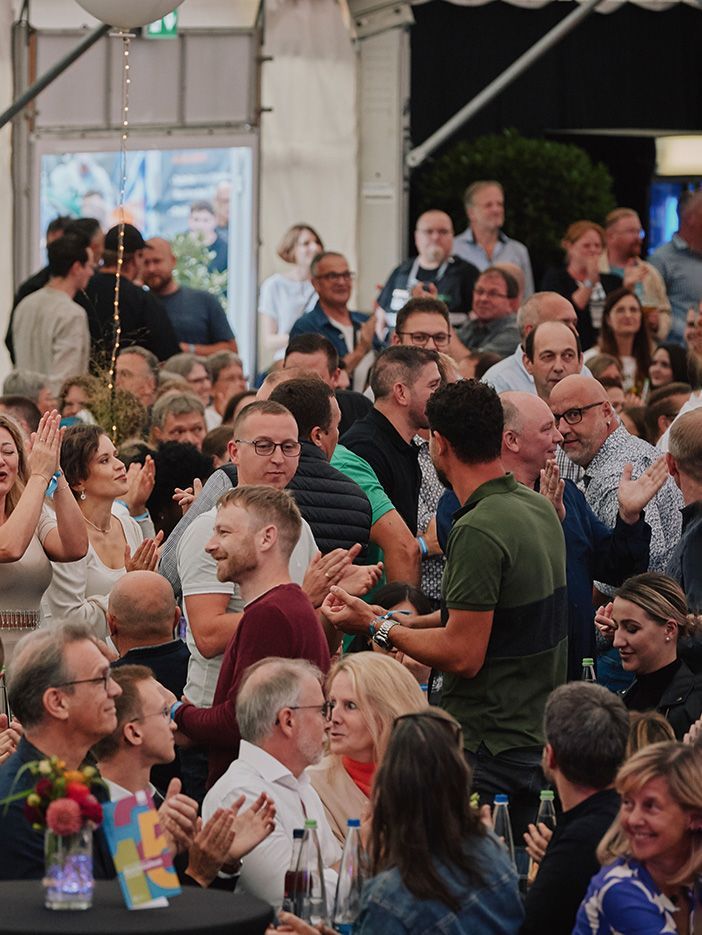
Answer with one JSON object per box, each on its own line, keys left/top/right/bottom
{"left": 107, "top": 32, "right": 132, "bottom": 441}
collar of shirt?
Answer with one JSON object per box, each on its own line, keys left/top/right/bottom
{"left": 681, "top": 500, "right": 702, "bottom": 531}
{"left": 455, "top": 473, "right": 518, "bottom": 519}
{"left": 456, "top": 226, "right": 507, "bottom": 246}
{"left": 237, "top": 739, "right": 312, "bottom": 792}
{"left": 369, "top": 408, "right": 419, "bottom": 457}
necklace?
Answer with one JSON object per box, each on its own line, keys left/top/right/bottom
{"left": 83, "top": 514, "right": 112, "bottom": 534}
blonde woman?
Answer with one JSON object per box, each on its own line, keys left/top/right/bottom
{"left": 574, "top": 741, "right": 702, "bottom": 933}
{"left": 309, "top": 652, "right": 427, "bottom": 844}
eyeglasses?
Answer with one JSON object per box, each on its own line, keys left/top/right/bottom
{"left": 396, "top": 330, "right": 450, "bottom": 348}
{"left": 416, "top": 228, "right": 451, "bottom": 236}
{"left": 133, "top": 706, "right": 172, "bottom": 723}
{"left": 316, "top": 271, "right": 355, "bottom": 282}
{"left": 187, "top": 375, "right": 211, "bottom": 385}
{"left": 393, "top": 711, "right": 463, "bottom": 745}
{"left": 235, "top": 438, "right": 301, "bottom": 457}
{"left": 552, "top": 401, "right": 603, "bottom": 426}
{"left": 277, "top": 702, "right": 335, "bottom": 722}
{"left": 473, "top": 287, "right": 509, "bottom": 300}
{"left": 54, "top": 672, "right": 112, "bottom": 692}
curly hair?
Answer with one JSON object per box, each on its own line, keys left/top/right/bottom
{"left": 426, "top": 380, "right": 503, "bottom": 464}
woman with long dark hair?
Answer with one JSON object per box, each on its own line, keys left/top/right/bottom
{"left": 584, "top": 288, "right": 653, "bottom": 395}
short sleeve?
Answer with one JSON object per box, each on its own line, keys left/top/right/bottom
{"left": 598, "top": 876, "right": 678, "bottom": 934}
{"left": 37, "top": 504, "right": 57, "bottom": 544}
{"left": 257, "top": 275, "right": 278, "bottom": 319}
{"left": 179, "top": 510, "right": 242, "bottom": 604}
{"left": 442, "top": 524, "right": 504, "bottom": 611}
{"left": 205, "top": 294, "right": 235, "bottom": 341}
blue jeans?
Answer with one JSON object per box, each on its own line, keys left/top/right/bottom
{"left": 465, "top": 743, "right": 545, "bottom": 840}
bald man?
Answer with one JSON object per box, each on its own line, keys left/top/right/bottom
{"left": 377, "top": 209, "right": 479, "bottom": 330}
{"left": 437, "top": 391, "right": 654, "bottom": 679}
{"left": 142, "top": 237, "right": 237, "bottom": 356}
{"left": 550, "top": 374, "right": 683, "bottom": 579}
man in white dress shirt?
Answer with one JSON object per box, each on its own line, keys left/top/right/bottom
{"left": 202, "top": 657, "right": 341, "bottom": 909}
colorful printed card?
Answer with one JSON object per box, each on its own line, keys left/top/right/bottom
{"left": 102, "top": 789, "right": 181, "bottom": 909}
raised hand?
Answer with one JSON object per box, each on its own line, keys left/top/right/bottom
{"left": 124, "top": 455, "right": 156, "bottom": 515}
{"left": 594, "top": 602, "right": 616, "bottom": 641}
{"left": 185, "top": 808, "right": 236, "bottom": 887}
{"left": 228, "top": 792, "right": 276, "bottom": 861}
{"left": 617, "top": 457, "right": 668, "bottom": 524}
{"left": 539, "top": 459, "right": 565, "bottom": 522}
{"left": 524, "top": 821, "right": 554, "bottom": 864}
{"left": 173, "top": 478, "right": 203, "bottom": 516}
{"left": 0, "top": 712, "right": 22, "bottom": 765}
{"left": 124, "top": 530, "right": 164, "bottom": 572}
{"left": 321, "top": 586, "right": 379, "bottom": 634}
{"left": 28, "top": 410, "right": 62, "bottom": 482}
{"left": 159, "top": 777, "right": 199, "bottom": 855}
{"left": 337, "top": 561, "right": 383, "bottom": 597}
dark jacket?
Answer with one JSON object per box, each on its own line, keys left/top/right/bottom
{"left": 287, "top": 441, "right": 372, "bottom": 554}
{"left": 623, "top": 659, "right": 702, "bottom": 740}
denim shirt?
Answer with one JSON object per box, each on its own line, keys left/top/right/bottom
{"left": 356, "top": 832, "right": 523, "bottom": 934}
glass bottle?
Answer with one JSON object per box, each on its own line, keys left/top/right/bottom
{"left": 527, "top": 790, "right": 557, "bottom": 886}
{"left": 492, "top": 794, "right": 515, "bottom": 867}
{"left": 295, "top": 818, "right": 328, "bottom": 924}
{"left": 581, "top": 657, "right": 597, "bottom": 683}
{"left": 282, "top": 828, "right": 305, "bottom": 913}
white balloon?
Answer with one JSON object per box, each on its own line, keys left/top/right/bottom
{"left": 75, "top": 0, "right": 185, "bottom": 30}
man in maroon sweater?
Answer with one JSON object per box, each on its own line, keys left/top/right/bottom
{"left": 172, "top": 485, "right": 330, "bottom": 787}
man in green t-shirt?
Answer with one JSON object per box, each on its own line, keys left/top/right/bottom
{"left": 323, "top": 379, "right": 568, "bottom": 836}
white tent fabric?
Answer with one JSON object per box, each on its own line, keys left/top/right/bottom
{"left": 412, "top": 0, "right": 701, "bottom": 13}
{"left": 259, "top": 0, "right": 358, "bottom": 369}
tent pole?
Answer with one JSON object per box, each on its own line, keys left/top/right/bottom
{"left": 405, "top": 0, "right": 602, "bottom": 169}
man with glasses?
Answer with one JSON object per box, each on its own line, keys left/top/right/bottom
{"left": 289, "top": 252, "right": 383, "bottom": 393}
{"left": 172, "top": 486, "right": 330, "bottom": 788}
{"left": 391, "top": 296, "right": 452, "bottom": 352}
{"left": 377, "top": 210, "right": 478, "bottom": 331}
{"left": 0, "top": 623, "right": 122, "bottom": 880}
{"left": 202, "top": 657, "right": 340, "bottom": 908}
{"left": 600, "top": 208, "right": 670, "bottom": 339}
{"left": 455, "top": 267, "right": 521, "bottom": 359}
{"left": 550, "top": 374, "right": 683, "bottom": 580}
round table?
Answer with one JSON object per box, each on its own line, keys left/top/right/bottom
{"left": 0, "top": 881, "right": 273, "bottom": 934}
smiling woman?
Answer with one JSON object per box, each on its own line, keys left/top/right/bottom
{"left": 574, "top": 742, "right": 702, "bottom": 934}
{"left": 41, "top": 425, "right": 162, "bottom": 639}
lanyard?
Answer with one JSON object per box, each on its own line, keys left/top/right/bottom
{"left": 406, "top": 257, "right": 449, "bottom": 289}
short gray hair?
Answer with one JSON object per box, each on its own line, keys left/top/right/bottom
{"left": 151, "top": 391, "right": 205, "bottom": 430}
{"left": 163, "top": 353, "right": 205, "bottom": 379}
{"left": 2, "top": 370, "right": 47, "bottom": 402}
{"left": 207, "top": 350, "right": 243, "bottom": 385}
{"left": 544, "top": 682, "right": 629, "bottom": 789}
{"left": 118, "top": 345, "right": 159, "bottom": 382}
{"left": 236, "top": 657, "right": 322, "bottom": 745}
{"left": 7, "top": 622, "right": 98, "bottom": 729}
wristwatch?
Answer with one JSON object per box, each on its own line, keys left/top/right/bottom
{"left": 372, "top": 619, "right": 399, "bottom": 652}
{"left": 582, "top": 278, "right": 594, "bottom": 288}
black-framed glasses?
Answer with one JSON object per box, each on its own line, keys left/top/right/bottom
{"left": 289, "top": 702, "right": 335, "bottom": 719}
{"left": 552, "top": 401, "right": 603, "bottom": 426}
{"left": 133, "top": 706, "right": 171, "bottom": 723}
{"left": 396, "top": 330, "right": 450, "bottom": 348}
{"left": 54, "top": 672, "right": 112, "bottom": 692}
{"left": 316, "top": 271, "right": 355, "bottom": 282}
{"left": 235, "top": 438, "right": 301, "bottom": 457}
{"left": 393, "top": 710, "right": 462, "bottom": 745}
{"left": 473, "top": 287, "right": 508, "bottom": 300}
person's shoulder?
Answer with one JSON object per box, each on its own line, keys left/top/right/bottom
{"left": 448, "top": 255, "right": 480, "bottom": 277}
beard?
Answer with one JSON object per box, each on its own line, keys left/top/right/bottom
{"left": 144, "top": 271, "right": 172, "bottom": 293}
{"left": 215, "top": 538, "right": 258, "bottom": 584}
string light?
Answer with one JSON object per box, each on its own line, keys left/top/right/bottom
{"left": 107, "top": 31, "right": 133, "bottom": 441}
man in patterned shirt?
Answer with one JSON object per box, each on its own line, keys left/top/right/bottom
{"left": 549, "top": 374, "right": 683, "bottom": 580}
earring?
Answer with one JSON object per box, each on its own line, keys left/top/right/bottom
{"left": 80, "top": 491, "right": 86, "bottom": 501}
{"left": 665, "top": 636, "right": 671, "bottom": 642}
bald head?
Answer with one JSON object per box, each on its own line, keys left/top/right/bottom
{"left": 107, "top": 571, "right": 178, "bottom": 645}
{"left": 501, "top": 391, "right": 562, "bottom": 482}
{"left": 143, "top": 237, "right": 176, "bottom": 294}
{"left": 414, "top": 210, "right": 454, "bottom": 267}
{"left": 549, "top": 375, "right": 614, "bottom": 468}
{"left": 517, "top": 292, "right": 578, "bottom": 341}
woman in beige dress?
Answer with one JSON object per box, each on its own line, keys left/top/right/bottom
{"left": 309, "top": 652, "right": 427, "bottom": 845}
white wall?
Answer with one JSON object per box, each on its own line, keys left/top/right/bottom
{"left": 0, "top": 0, "right": 16, "bottom": 384}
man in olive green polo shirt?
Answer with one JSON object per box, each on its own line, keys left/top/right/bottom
{"left": 323, "top": 379, "right": 567, "bottom": 836}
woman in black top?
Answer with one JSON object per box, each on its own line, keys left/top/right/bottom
{"left": 595, "top": 572, "right": 702, "bottom": 739}
{"left": 541, "top": 220, "right": 620, "bottom": 350}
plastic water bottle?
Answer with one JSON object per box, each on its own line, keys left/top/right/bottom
{"left": 492, "top": 794, "right": 515, "bottom": 867}
{"left": 527, "top": 790, "right": 557, "bottom": 885}
{"left": 333, "top": 818, "right": 365, "bottom": 934}
{"left": 296, "top": 819, "right": 328, "bottom": 924}
{"left": 581, "top": 657, "right": 597, "bottom": 683}
{"left": 589, "top": 281, "right": 606, "bottom": 330}
{"left": 282, "top": 828, "right": 305, "bottom": 913}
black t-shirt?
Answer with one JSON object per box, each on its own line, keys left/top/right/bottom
{"left": 336, "top": 389, "right": 373, "bottom": 437}
{"left": 85, "top": 272, "right": 180, "bottom": 363}
{"left": 521, "top": 788, "right": 620, "bottom": 935}
{"left": 377, "top": 255, "right": 479, "bottom": 328}
{"left": 540, "top": 266, "right": 621, "bottom": 350}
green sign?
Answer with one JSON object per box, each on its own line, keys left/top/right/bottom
{"left": 145, "top": 11, "right": 178, "bottom": 39}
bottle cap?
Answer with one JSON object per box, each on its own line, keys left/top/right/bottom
{"left": 540, "top": 790, "right": 555, "bottom": 800}
{"left": 582, "top": 657, "right": 594, "bottom": 666}
{"left": 494, "top": 794, "right": 509, "bottom": 804}
{"left": 347, "top": 818, "right": 361, "bottom": 827}
{"left": 292, "top": 828, "right": 304, "bottom": 838}
{"left": 304, "top": 819, "right": 318, "bottom": 829}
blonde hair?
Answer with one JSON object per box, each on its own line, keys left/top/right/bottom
{"left": 0, "top": 413, "right": 28, "bottom": 516}
{"left": 598, "top": 742, "right": 702, "bottom": 885}
{"left": 626, "top": 710, "right": 675, "bottom": 759}
{"left": 327, "top": 652, "right": 427, "bottom": 763}
{"left": 615, "top": 573, "right": 700, "bottom": 641}
{"left": 217, "top": 484, "right": 301, "bottom": 558}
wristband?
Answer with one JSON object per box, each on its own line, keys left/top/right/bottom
{"left": 369, "top": 609, "right": 411, "bottom": 636}
{"left": 170, "top": 700, "right": 184, "bottom": 720}
{"left": 417, "top": 535, "right": 428, "bottom": 559}
{"left": 45, "top": 470, "right": 63, "bottom": 499}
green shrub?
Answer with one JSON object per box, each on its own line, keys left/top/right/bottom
{"left": 417, "top": 129, "right": 616, "bottom": 276}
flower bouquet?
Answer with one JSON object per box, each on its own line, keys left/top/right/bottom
{"left": 8, "top": 756, "right": 103, "bottom": 909}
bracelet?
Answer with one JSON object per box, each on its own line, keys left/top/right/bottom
{"left": 417, "top": 535, "right": 428, "bottom": 559}
{"left": 131, "top": 510, "right": 150, "bottom": 522}
{"left": 170, "top": 700, "right": 184, "bottom": 720}
{"left": 368, "top": 609, "right": 411, "bottom": 636}
{"left": 45, "top": 470, "right": 63, "bottom": 499}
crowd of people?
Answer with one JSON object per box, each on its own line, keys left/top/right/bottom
{"left": 1, "top": 181, "right": 702, "bottom": 933}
